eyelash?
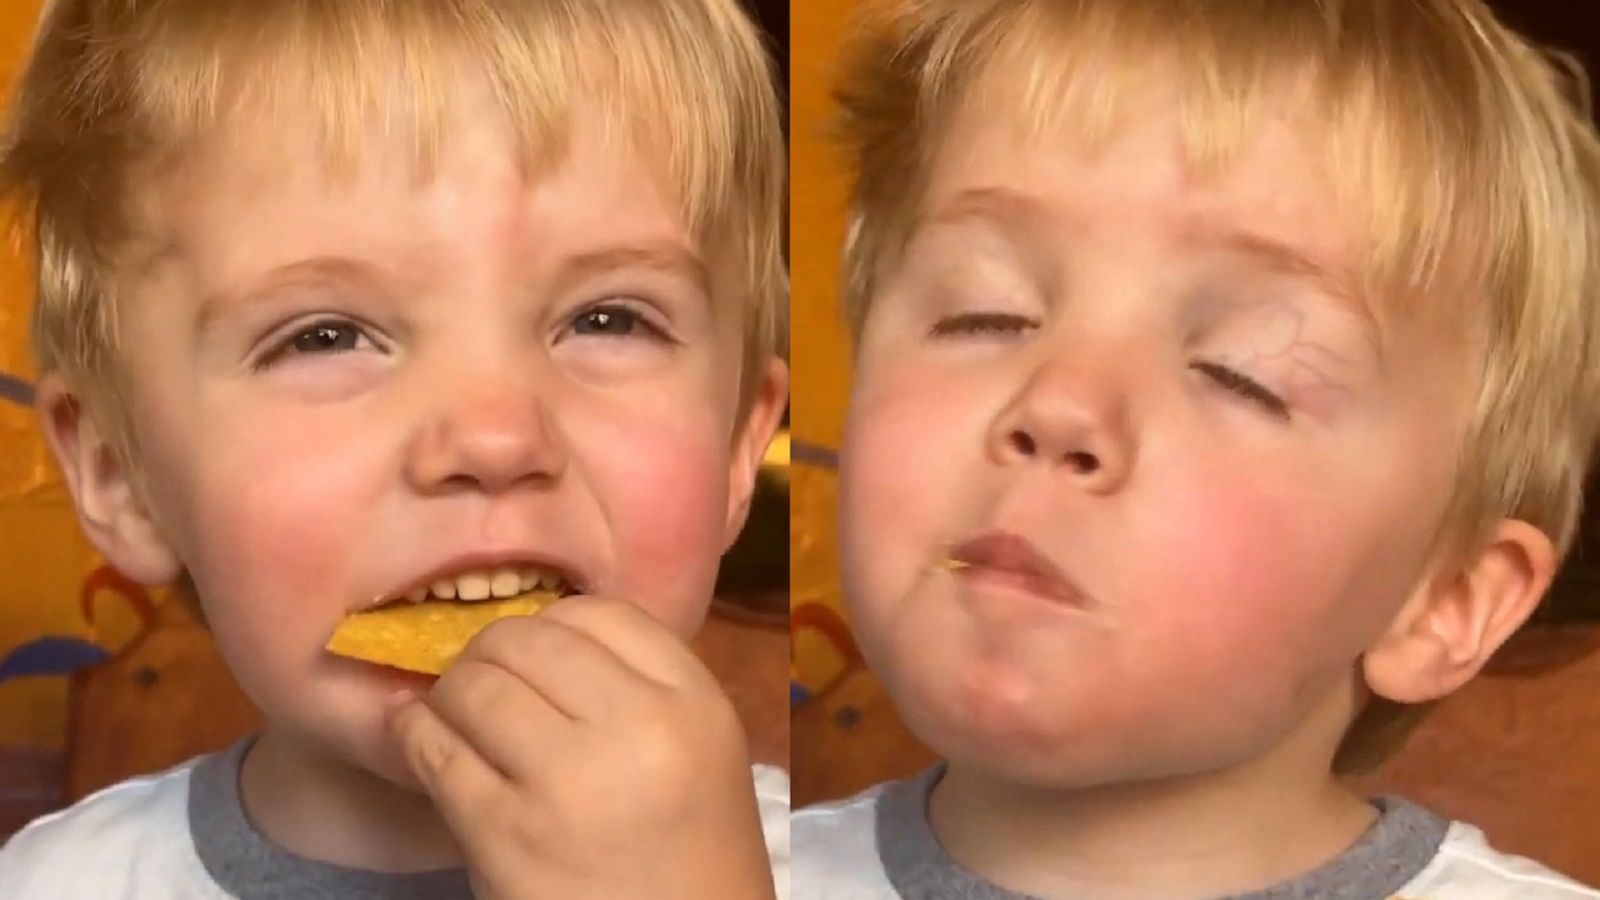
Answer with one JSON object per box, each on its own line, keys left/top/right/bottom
{"left": 1190, "top": 361, "right": 1290, "bottom": 419}
{"left": 255, "top": 318, "right": 380, "bottom": 369}
{"left": 929, "top": 312, "right": 1039, "bottom": 337}
{"left": 254, "top": 301, "right": 672, "bottom": 370}
{"left": 566, "top": 302, "right": 672, "bottom": 342}
{"left": 929, "top": 313, "right": 1289, "bottom": 419}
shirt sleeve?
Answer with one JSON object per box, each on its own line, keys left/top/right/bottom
{"left": 753, "top": 764, "right": 791, "bottom": 900}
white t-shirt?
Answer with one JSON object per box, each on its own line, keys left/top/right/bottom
{"left": 794, "top": 769, "right": 1600, "bottom": 900}
{"left": 0, "top": 738, "right": 791, "bottom": 900}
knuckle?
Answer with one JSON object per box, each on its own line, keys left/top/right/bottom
{"left": 438, "top": 659, "right": 512, "bottom": 719}
{"left": 466, "top": 615, "right": 536, "bottom": 660}
{"left": 629, "top": 710, "right": 698, "bottom": 779}
{"left": 484, "top": 792, "right": 547, "bottom": 850}
{"left": 411, "top": 725, "right": 464, "bottom": 787}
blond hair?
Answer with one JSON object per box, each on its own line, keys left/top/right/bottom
{"left": 833, "top": 0, "right": 1600, "bottom": 770}
{"left": 2, "top": 0, "right": 786, "bottom": 455}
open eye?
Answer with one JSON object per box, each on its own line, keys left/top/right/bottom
{"left": 929, "top": 312, "right": 1039, "bottom": 338}
{"left": 257, "top": 318, "right": 381, "bottom": 368}
{"left": 566, "top": 303, "right": 671, "bottom": 341}
{"left": 1192, "top": 361, "right": 1290, "bottom": 420}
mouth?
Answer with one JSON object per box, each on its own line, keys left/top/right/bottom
{"left": 360, "top": 555, "right": 585, "bottom": 614}
{"left": 946, "top": 531, "right": 1092, "bottom": 609}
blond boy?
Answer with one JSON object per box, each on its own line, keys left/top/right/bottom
{"left": 0, "top": 1, "right": 789, "bottom": 898}
{"left": 797, "top": 0, "right": 1600, "bottom": 896}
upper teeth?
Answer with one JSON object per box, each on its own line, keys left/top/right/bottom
{"left": 406, "top": 567, "right": 567, "bottom": 603}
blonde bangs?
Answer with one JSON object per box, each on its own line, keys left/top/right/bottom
{"left": 4, "top": 0, "right": 785, "bottom": 417}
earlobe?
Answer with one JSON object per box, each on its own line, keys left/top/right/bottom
{"left": 722, "top": 357, "right": 789, "bottom": 550}
{"left": 35, "top": 375, "right": 181, "bottom": 587}
{"left": 1363, "top": 519, "right": 1556, "bottom": 703}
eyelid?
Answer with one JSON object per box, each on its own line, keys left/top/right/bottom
{"left": 929, "top": 311, "right": 1041, "bottom": 337}
{"left": 1192, "top": 360, "right": 1291, "bottom": 420}
{"left": 564, "top": 297, "right": 679, "bottom": 343}
{"left": 253, "top": 315, "right": 385, "bottom": 368}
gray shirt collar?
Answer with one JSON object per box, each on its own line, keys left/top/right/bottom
{"left": 876, "top": 765, "right": 1449, "bottom": 899}
{"left": 189, "top": 737, "right": 474, "bottom": 900}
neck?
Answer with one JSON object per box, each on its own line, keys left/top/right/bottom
{"left": 239, "top": 727, "right": 462, "bottom": 873}
{"left": 932, "top": 764, "right": 1375, "bottom": 900}
{"left": 929, "top": 696, "right": 1378, "bottom": 899}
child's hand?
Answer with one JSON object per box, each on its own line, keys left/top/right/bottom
{"left": 386, "top": 596, "right": 777, "bottom": 900}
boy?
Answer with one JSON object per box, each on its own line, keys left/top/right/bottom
{"left": 0, "top": 1, "right": 789, "bottom": 898}
{"left": 796, "top": 0, "right": 1600, "bottom": 896}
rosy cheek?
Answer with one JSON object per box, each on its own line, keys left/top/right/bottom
{"left": 1135, "top": 477, "right": 1323, "bottom": 663}
{"left": 593, "top": 421, "right": 730, "bottom": 630}
{"left": 182, "top": 431, "right": 359, "bottom": 628}
{"left": 842, "top": 392, "right": 941, "bottom": 540}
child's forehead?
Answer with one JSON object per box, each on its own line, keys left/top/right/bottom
{"left": 907, "top": 57, "right": 1486, "bottom": 334}
{"left": 898, "top": 109, "right": 1505, "bottom": 379}
{"left": 116, "top": 107, "right": 744, "bottom": 329}
{"left": 140, "top": 85, "right": 704, "bottom": 247}
{"left": 923, "top": 84, "right": 1354, "bottom": 270}
{"left": 115, "top": 2, "right": 757, "bottom": 258}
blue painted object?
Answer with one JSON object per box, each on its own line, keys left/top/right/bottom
{"left": 0, "top": 371, "right": 34, "bottom": 407}
{"left": 0, "top": 637, "right": 110, "bottom": 683}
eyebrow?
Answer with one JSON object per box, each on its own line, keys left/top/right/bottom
{"left": 195, "top": 256, "right": 394, "bottom": 336}
{"left": 916, "top": 186, "right": 1054, "bottom": 235}
{"left": 1197, "top": 228, "right": 1360, "bottom": 306}
{"left": 555, "top": 242, "right": 712, "bottom": 297}
{"left": 1185, "top": 225, "right": 1385, "bottom": 358}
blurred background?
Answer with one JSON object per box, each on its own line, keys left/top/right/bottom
{"left": 788, "top": 0, "right": 1600, "bottom": 885}
{"left": 0, "top": 0, "right": 792, "bottom": 840}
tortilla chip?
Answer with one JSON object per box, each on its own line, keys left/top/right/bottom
{"left": 325, "top": 591, "right": 557, "bottom": 675}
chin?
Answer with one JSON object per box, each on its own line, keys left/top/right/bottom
{"left": 357, "top": 735, "right": 428, "bottom": 793}
{"left": 256, "top": 663, "right": 432, "bottom": 791}
{"left": 883, "top": 664, "right": 1153, "bottom": 789}
{"left": 306, "top": 704, "right": 432, "bottom": 794}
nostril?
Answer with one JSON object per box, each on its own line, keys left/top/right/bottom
{"left": 1009, "top": 430, "right": 1037, "bottom": 456}
{"left": 1066, "top": 450, "right": 1099, "bottom": 473}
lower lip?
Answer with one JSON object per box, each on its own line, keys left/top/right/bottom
{"left": 950, "top": 565, "right": 1089, "bottom": 612}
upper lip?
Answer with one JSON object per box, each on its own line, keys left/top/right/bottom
{"left": 949, "top": 530, "right": 1091, "bottom": 608}
{"left": 364, "top": 549, "right": 590, "bottom": 610}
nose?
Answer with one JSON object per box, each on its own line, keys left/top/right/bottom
{"left": 404, "top": 377, "right": 568, "bottom": 496}
{"left": 986, "top": 354, "right": 1136, "bottom": 493}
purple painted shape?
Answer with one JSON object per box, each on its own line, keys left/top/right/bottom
{"left": 0, "top": 637, "right": 109, "bottom": 683}
{"left": 0, "top": 372, "right": 34, "bottom": 407}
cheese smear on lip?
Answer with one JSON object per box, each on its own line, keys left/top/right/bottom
{"left": 325, "top": 589, "right": 559, "bottom": 675}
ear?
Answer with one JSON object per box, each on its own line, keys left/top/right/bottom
{"left": 35, "top": 374, "right": 181, "bottom": 586}
{"left": 722, "top": 356, "right": 789, "bottom": 550}
{"left": 1363, "top": 518, "right": 1556, "bottom": 703}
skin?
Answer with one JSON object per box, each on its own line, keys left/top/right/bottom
{"left": 838, "top": 81, "right": 1554, "bottom": 899}
{"left": 38, "top": 75, "right": 786, "bottom": 898}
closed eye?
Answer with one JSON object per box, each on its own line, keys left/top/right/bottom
{"left": 1192, "top": 361, "right": 1289, "bottom": 420}
{"left": 929, "top": 312, "right": 1039, "bottom": 338}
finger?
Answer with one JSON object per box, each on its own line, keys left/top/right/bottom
{"left": 386, "top": 694, "right": 506, "bottom": 827}
{"left": 426, "top": 651, "right": 572, "bottom": 783}
{"left": 462, "top": 612, "right": 660, "bottom": 725}
{"left": 536, "top": 595, "right": 716, "bottom": 691}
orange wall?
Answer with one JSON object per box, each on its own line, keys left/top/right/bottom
{"left": 0, "top": 0, "right": 144, "bottom": 751}
{"left": 790, "top": 0, "right": 856, "bottom": 452}
{"left": 789, "top": 1, "right": 860, "bottom": 693}
{"left": 0, "top": 0, "right": 71, "bottom": 751}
